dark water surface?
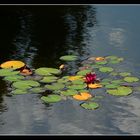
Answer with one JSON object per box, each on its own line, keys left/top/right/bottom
{"left": 0, "top": 5, "right": 140, "bottom": 134}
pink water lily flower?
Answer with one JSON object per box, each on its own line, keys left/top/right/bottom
{"left": 85, "top": 73, "right": 97, "bottom": 84}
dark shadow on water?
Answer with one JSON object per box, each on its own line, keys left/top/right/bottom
{"left": 0, "top": 5, "right": 97, "bottom": 115}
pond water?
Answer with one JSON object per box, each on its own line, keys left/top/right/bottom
{"left": 0, "top": 5, "right": 140, "bottom": 135}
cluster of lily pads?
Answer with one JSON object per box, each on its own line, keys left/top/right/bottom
{"left": 0, "top": 55, "right": 140, "bottom": 110}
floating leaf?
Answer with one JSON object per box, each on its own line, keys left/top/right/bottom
{"left": 106, "top": 86, "right": 133, "bottom": 96}
{"left": 59, "top": 55, "right": 78, "bottom": 61}
{"left": 71, "top": 80, "right": 85, "bottom": 85}
{"left": 73, "top": 92, "right": 92, "bottom": 101}
{"left": 67, "top": 84, "right": 87, "bottom": 90}
{"left": 80, "top": 102, "right": 99, "bottom": 110}
{"left": 40, "top": 76, "right": 58, "bottom": 83}
{"left": 12, "top": 80, "right": 40, "bottom": 90}
{"left": 45, "top": 83, "right": 65, "bottom": 90}
{"left": 88, "top": 83, "right": 102, "bottom": 89}
{"left": 124, "top": 77, "right": 139, "bottom": 83}
{"left": 105, "top": 55, "right": 118, "bottom": 60}
{"left": 110, "top": 72, "right": 118, "bottom": 76}
{"left": 0, "top": 69, "right": 20, "bottom": 76}
{"left": 105, "top": 84, "right": 119, "bottom": 89}
{"left": 11, "top": 89, "right": 28, "bottom": 95}
{"left": 111, "top": 80, "right": 123, "bottom": 84}
{"left": 30, "top": 87, "right": 45, "bottom": 93}
{"left": 41, "top": 95, "right": 62, "bottom": 103}
{"left": 95, "top": 60, "right": 107, "bottom": 65}
{"left": 4, "top": 75, "right": 24, "bottom": 82}
{"left": 60, "top": 90, "right": 78, "bottom": 96}
{"left": 0, "top": 60, "right": 25, "bottom": 69}
{"left": 35, "top": 67, "right": 61, "bottom": 76}
{"left": 119, "top": 72, "right": 131, "bottom": 77}
{"left": 77, "top": 69, "right": 92, "bottom": 76}
{"left": 99, "top": 67, "right": 113, "bottom": 73}
{"left": 68, "top": 75, "right": 83, "bottom": 81}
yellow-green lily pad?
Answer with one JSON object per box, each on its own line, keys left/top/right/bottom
{"left": 45, "top": 83, "right": 65, "bottom": 90}
{"left": 124, "top": 77, "right": 139, "bottom": 82}
{"left": 99, "top": 67, "right": 113, "bottom": 73}
{"left": 4, "top": 75, "right": 24, "bottom": 82}
{"left": 60, "top": 90, "right": 78, "bottom": 96}
{"left": 119, "top": 72, "right": 131, "bottom": 77}
{"left": 41, "top": 94, "right": 62, "bottom": 103}
{"left": 35, "top": 67, "right": 61, "bottom": 76}
{"left": 11, "top": 89, "right": 28, "bottom": 95}
{"left": 0, "top": 69, "right": 20, "bottom": 76}
{"left": 12, "top": 80, "right": 40, "bottom": 90}
{"left": 77, "top": 69, "right": 92, "bottom": 76}
{"left": 40, "top": 76, "right": 58, "bottom": 83}
{"left": 106, "top": 86, "right": 133, "bottom": 96}
{"left": 59, "top": 55, "right": 78, "bottom": 61}
{"left": 80, "top": 102, "right": 99, "bottom": 110}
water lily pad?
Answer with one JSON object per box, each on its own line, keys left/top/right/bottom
{"left": 68, "top": 75, "right": 83, "bottom": 81}
{"left": 30, "top": 87, "right": 46, "bottom": 93}
{"left": 105, "top": 55, "right": 118, "bottom": 60}
{"left": 111, "top": 80, "right": 123, "bottom": 84}
{"left": 35, "top": 67, "right": 61, "bottom": 76}
{"left": 80, "top": 102, "right": 99, "bottom": 110}
{"left": 105, "top": 84, "right": 120, "bottom": 89}
{"left": 71, "top": 80, "right": 84, "bottom": 85}
{"left": 77, "top": 69, "right": 92, "bottom": 76}
{"left": 119, "top": 72, "right": 131, "bottom": 77}
{"left": 124, "top": 77, "right": 139, "bottom": 82}
{"left": 60, "top": 90, "right": 78, "bottom": 96}
{"left": 59, "top": 55, "right": 78, "bottom": 61}
{"left": 109, "top": 72, "right": 118, "bottom": 76}
{"left": 45, "top": 83, "right": 65, "bottom": 90}
{"left": 67, "top": 84, "right": 87, "bottom": 90}
{"left": 109, "top": 60, "right": 120, "bottom": 64}
{"left": 4, "top": 75, "right": 24, "bottom": 82}
{"left": 11, "top": 89, "right": 28, "bottom": 95}
{"left": 40, "top": 76, "right": 58, "bottom": 83}
{"left": 0, "top": 60, "right": 25, "bottom": 69}
{"left": 41, "top": 94, "right": 62, "bottom": 103}
{"left": 12, "top": 80, "right": 40, "bottom": 90}
{"left": 95, "top": 60, "right": 107, "bottom": 65}
{"left": 106, "top": 86, "right": 133, "bottom": 96}
{"left": 0, "top": 69, "right": 20, "bottom": 76}
{"left": 99, "top": 67, "right": 113, "bottom": 73}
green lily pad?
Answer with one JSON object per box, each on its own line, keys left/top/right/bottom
{"left": 60, "top": 90, "right": 78, "bottom": 96}
{"left": 80, "top": 102, "right": 99, "bottom": 110}
{"left": 59, "top": 55, "right": 78, "bottom": 61}
{"left": 119, "top": 72, "right": 131, "bottom": 77}
{"left": 106, "top": 86, "right": 133, "bottom": 96}
{"left": 109, "top": 60, "right": 120, "bottom": 64}
{"left": 41, "top": 94, "right": 62, "bottom": 103}
{"left": 30, "top": 87, "right": 46, "bottom": 93}
{"left": 4, "top": 75, "right": 24, "bottom": 82}
{"left": 67, "top": 84, "right": 87, "bottom": 90}
{"left": 110, "top": 72, "right": 118, "bottom": 76}
{"left": 99, "top": 67, "right": 113, "bottom": 73}
{"left": 40, "top": 76, "right": 58, "bottom": 83}
{"left": 105, "top": 84, "right": 120, "bottom": 89}
{"left": 77, "top": 69, "right": 92, "bottom": 76}
{"left": 12, "top": 80, "right": 40, "bottom": 90}
{"left": 0, "top": 69, "right": 20, "bottom": 76}
{"left": 90, "top": 64, "right": 102, "bottom": 69}
{"left": 111, "top": 80, "right": 123, "bottom": 84}
{"left": 105, "top": 55, "right": 118, "bottom": 60}
{"left": 95, "top": 60, "right": 107, "bottom": 65}
{"left": 71, "top": 80, "right": 84, "bottom": 85}
{"left": 124, "top": 77, "right": 139, "bottom": 83}
{"left": 11, "top": 89, "right": 28, "bottom": 95}
{"left": 45, "top": 83, "right": 65, "bottom": 90}
{"left": 35, "top": 67, "right": 61, "bottom": 76}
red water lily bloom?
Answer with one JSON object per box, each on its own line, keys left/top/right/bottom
{"left": 85, "top": 73, "right": 97, "bottom": 84}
